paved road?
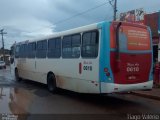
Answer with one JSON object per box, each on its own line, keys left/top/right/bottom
{"left": 0, "top": 67, "right": 160, "bottom": 120}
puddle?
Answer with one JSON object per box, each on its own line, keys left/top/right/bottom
{"left": 0, "top": 87, "right": 33, "bottom": 116}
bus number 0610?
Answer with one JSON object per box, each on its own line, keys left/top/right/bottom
{"left": 127, "top": 67, "right": 139, "bottom": 72}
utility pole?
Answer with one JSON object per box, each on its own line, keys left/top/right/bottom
{"left": 109, "top": 0, "right": 118, "bottom": 21}
{"left": 0, "top": 29, "right": 7, "bottom": 62}
{"left": 114, "top": 0, "right": 117, "bottom": 21}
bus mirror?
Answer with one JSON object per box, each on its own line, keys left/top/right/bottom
{"left": 116, "top": 22, "right": 122, "bottom": 61}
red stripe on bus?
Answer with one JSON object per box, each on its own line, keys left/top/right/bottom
{"left": 79, "top": 63, "right": 82, "bottom": 74}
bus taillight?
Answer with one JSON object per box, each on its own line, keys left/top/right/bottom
{"left": 104, "top": 68, "right": 108, "bottom": 72}
{"left": 104, "top": 68, "right": 110, "bottom": 76}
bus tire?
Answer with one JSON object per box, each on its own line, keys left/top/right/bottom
{"left": 47, "top": 73, "right": 57, "bottom": 93}
{"left": 15, "top": 69, "right": 21, "bottom": 82}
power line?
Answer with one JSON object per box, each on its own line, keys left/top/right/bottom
{"left": 30, "top": 1, "right": 111, "bottom": 33}
{"left": 103, "top": 6, "right": 113, "bottom": 20}
{"left": 3, "top": 1, "right": 114, "bottom": 48}
{"left": 53, "top": 1, "right": 110, "bottom": 25}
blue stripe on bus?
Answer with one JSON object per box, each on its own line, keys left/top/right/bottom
{"left": 110, "top": 49, "right": 152, "bottom": 54}
{"left": 98, "top": 21, "right": 114, "bottom": 86}
{"left": 148, "top": 27, "right": 153, "bottom": 81}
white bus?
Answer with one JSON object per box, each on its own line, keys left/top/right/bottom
{"left": 10, "top": 21, "right": 153, "bottom": 94}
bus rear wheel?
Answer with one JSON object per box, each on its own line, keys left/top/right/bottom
{"left": 15, "top": 69, "right": 21, "bottom": 82}
{"left": 47, "top": 73, "right": 57, "bottom": 93}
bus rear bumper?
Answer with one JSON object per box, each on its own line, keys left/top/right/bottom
{"left": 100, "top": 80, "right": 153, "bottom": 93}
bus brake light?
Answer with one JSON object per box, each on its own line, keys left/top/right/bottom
{"left": 104, "top": 68, "right": 108, "bottom": 72}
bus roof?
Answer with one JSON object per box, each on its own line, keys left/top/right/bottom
{"left": 15, "top": 21, "right": 109, "bottom": 45}
{"left": 12, "top": 21, "right": 148, "bottom": 46}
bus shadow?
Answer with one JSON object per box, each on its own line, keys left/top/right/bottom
{"left": 15, "top": 79, "right": 47, "bottom": 90}
{"left": 16, "top": 79, "right": 146, "bottom": 113}
{"left": 58, "top": 89, "right": 138, "bottom": 105}
{"left": 57, "top": 90, "right": 149, "bottom": 114}
{"left": 15, "top": 79, "right": 51, "bottom": 97}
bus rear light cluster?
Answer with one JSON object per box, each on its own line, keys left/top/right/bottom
{"left": 104, "top": 68, "right": 110, "bottom": 77}
{"left": 104, "top": 68, "right": 108, "bottom": 72}
{"left": 106, "top": 72, "right": 110, "bottom": 76}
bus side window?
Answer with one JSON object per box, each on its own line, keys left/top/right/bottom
{"left": 19, "top": 44, "right": 23, "bottom": 58}
{"left": 82, "top": 30, "right": 99, "bottom": 58}
{"left": 36, "top": 40, "right": 47, "bottom": 58}
{"left": 62, "top": 34, "right": 81, "bottom": 58}
{"left": 71, "top": 34, "right": 81, "bottom": 58}
{"left": 15, "top": 45, "right": 20, "bottom": 58}
{"left": 28, "top": 42, "right": 36, "bottom": 58}
{"left": 19, "top": 44, "right": 28, "bottom": 58}
{"left": 48, "top": 37, "right": 61, "bottom": 58}
{"left": 24, "top": 44, "right": 28, "bottom": 58}
{"left": 62, "top": 36, "right": 72, "bottom": 58}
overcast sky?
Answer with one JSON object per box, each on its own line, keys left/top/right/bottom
{"left": 0, "top": 0, "right": 159, "bottom": 49}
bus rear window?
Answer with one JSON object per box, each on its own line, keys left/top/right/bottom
{"left": 125, "top": 26, "right": 151, "bottom": 51}
{"left": 110, "top": 23, "right": 151, "bottom": 51}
